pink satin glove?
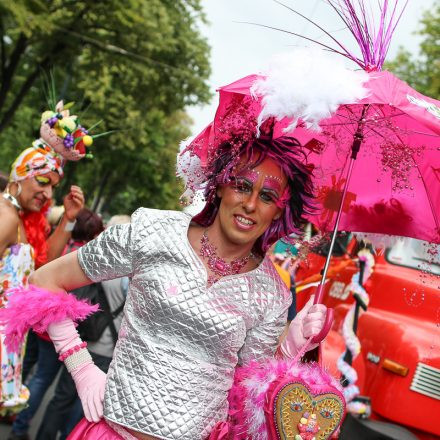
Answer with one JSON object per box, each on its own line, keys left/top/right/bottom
{"left": 279, "top": 296, "right": 327, "bottom": 359}
{"left": 71, "top": 361, "right": 107, "bottom": 422}
{"left": 47, "top": 319, "right": 107, "bottom": 422}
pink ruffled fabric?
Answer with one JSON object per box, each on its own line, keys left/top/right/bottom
{"left": 68, "top": 419, "right": 124, "bottom": 440}
{"left": 0, "top": 284, "right": 98, "bottom": 354}
{"left": 68, "top": 418, "right": 154, "bottom": 440}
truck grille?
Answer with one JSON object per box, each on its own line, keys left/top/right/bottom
{"left": 410, "top": 363, "right": 440, "bottom": 400}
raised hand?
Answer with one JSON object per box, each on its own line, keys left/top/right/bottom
{"left": 63, "top": 185, "right": 85, "bottom": 221}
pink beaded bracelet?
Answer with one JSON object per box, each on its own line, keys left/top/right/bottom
{"left": 58, "top": 341, "right": 88, "bottom": 362}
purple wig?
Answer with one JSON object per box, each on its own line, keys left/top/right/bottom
{"left": 192, "top": 135, "right": 315, "bottom": 255}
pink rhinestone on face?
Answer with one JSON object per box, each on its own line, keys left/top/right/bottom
{"left": 236, "top": 168, "right": 259, "bottom": 184}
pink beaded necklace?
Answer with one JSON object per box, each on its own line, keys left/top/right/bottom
{"left": 199, "top": 230, "right": 255, "bottom": 285}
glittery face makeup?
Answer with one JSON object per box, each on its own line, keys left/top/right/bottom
{"left": 35, "top": 175, "right": 51, "bottom": 185}
{"left": 263, "top": 176, "right": 282, "bottom": 194}
{"left": 17, "top": 171, "right": 60, "bottom": 212}
{"left": 236, "top": 168, "right": 259, "bottom": 184}
{"left": 233, "top": 168, "right": 283, "bottom": 204}
{"left": 215, "top": 158, "right": 287, "bottom": 249}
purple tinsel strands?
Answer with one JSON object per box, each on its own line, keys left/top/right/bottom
{"left": 326, "top": 0, "right": 408, "bottom": 70}
{"left": 274, "top": 0, "right": 408, "bottom": 71}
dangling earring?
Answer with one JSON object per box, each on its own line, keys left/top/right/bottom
{"left": 3, "top": 182, "right": 22, "bottom": 210}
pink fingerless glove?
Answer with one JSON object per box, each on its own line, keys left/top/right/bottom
{"left": 279, "top": 296, "right": 327, "bottom": 359}
{"left": 48, "top": 319, "right": 107, "bottom": 422}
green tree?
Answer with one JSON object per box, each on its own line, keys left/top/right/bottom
{"left": 386, "top": 1, "right": 440, "bottom": 99}
{"left": 0, "top": 0, "right": 211, "bottom": 214}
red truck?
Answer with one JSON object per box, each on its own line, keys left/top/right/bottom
{"left": 294, "top": 235, "right": 440, "bottom": 440}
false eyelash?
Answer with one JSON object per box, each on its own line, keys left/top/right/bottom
{"left": 260, "top": 191, "right": 277, "bottom": 203}
{"left": 233, "top": 178, "right": 252, "bottom": 190}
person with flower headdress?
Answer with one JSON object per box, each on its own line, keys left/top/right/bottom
{"left": 0, "top": 144, "right": 84, "bottom": 419}
{"left": 0, "top": 97, "right": 102, "bottom": 434}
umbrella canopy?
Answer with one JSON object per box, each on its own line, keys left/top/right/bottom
{"left": 187, "top": 69, "right": 440, "bottom": 244}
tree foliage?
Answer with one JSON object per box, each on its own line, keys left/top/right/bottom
{"left": 386, "top": 1, "right": 440, "bottom": 99}
{"left": 0, "top": 0, "right": 211, "bottom": 214}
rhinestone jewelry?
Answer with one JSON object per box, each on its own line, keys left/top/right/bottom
{"left": 236, "top": 168, "right": 283, "bottom": 184}
{"left": 200, "top": 230, "right": 254, "bottom": 285}
{"left": 265, "top": 174, "right": 283, "bottom": 183}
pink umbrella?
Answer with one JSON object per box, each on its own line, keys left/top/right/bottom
{"left": 182, "top": 66, "right": 440, "bottom": 343}
{"left": 206, "top": 71, "right": 440, "bottom": 245}
{"left": 189, "top": 70, "right": 440, "bottom": 244}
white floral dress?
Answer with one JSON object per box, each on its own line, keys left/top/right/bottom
{"left": 0, "top": 241, "right": 34, "bottom": 415}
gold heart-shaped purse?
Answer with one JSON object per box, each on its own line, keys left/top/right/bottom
{"left": 225, "top": 359, "right": 345, "bottom": 439}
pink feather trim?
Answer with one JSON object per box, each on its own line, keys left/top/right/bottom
{"left": 227, "top": 359, "right": 345, "bottom": 439}
{"left": 0, "top": 284, "right": 99, "bottom": 354}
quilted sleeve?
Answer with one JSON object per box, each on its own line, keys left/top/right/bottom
{"left": 77, "top": 208, "right": 144, "bottom": 282}
{"left": 237, "top": 297, "right": 290, "bottom": 365}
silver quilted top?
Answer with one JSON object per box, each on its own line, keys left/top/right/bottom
{"left": 77, "top": 208, "right": 291, "bottom": 439}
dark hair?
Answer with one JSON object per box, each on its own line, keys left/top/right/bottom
{"left": 72, "top": 208, "right": 104, "bottom": 242}
{"left": 192, "top": 136, "right": 315, "bottom": 255}
{"left": 0, "top": 171, "right": 8, "bottom": 192}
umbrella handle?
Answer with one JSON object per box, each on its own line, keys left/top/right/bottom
{"left": 311, "top": 284, "right": 334, "bottom": 344}
{"left": 310, "top": 308, "right": 334, "bottom": 344}
{"left": 313, "top": 282, "right": 326, "bottom": 304}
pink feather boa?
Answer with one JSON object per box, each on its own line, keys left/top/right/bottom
{"left": 0, "top": 284, "right": 99, "bottom": 354}
{"left": 210, "top": 359, "right": 345, "bottom": 440}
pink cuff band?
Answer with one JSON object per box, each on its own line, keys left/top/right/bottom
{"left": 58, "top": 341, "right": 88, "bottom": 362}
